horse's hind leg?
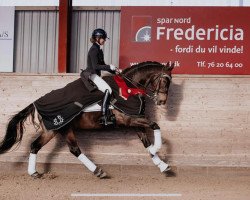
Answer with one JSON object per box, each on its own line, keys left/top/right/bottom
{"left": 65, "top": 129, "right": 108, "bottom": 179}
{"left": 28, "top": 130, "right": 57, "bottom": 178}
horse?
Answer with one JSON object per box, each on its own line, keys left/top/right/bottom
{"left": 0, "top": 61, "right": 174, "bottom": 179}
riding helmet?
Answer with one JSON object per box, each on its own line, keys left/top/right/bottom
{"left": 91, "top": 28, "right": 109, "bottom": 39}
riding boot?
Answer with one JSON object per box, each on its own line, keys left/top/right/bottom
{"left": 99, "top": 90, "right": 115, "bottom": 126}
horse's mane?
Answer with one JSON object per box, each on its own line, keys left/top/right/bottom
{"left": 122, "top": 61, "right": 164, "bottom": 76}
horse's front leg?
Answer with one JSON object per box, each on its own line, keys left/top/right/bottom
{"left": 137, "top": 129, "right": 170, "bottom": 173}
{"left": 133, "top": 120, "right": 170, "bottom": 173}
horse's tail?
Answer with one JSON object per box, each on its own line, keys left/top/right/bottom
{"left": 0, "top": 103, "right": 36, "bottom": 154}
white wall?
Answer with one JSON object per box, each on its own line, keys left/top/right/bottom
{"left": 0, "top": 0, "right": 59, "bottom": 6}
{"left": 74, "top": 0, "right": 247, "bottom": 6}
{"left": 1, "top": 74, "right": 250, "bottom": 167}
{"left": 243, "top": 0, "right": 250, "bottom": 6}
{"left": 170, "top": 0, "right": 241, "bottom": 6}
{"left": 0, "top": 7, "right": 14, "bottom": 72}
{"left": 0, "top": 0, "right": 249, "bottom": 6}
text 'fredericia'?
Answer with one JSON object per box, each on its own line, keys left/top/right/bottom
{"left": 157, "top": 25, "right": 243, "bottom": 41}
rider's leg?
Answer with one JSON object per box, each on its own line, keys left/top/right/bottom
{"left": 89, "top": 74, "right": 112, "bottom": 93}
{"left": 100, "top": 89, "right": 114, "bottom": 125}
{"left": 89, "top": 74, "right": 114, "bottom": 125}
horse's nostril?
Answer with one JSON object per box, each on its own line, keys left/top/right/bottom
{"left": 159, "top": 100, "right": 166, "bottom": 105}
{"left": 157, "top": 100, "right": 165, "bottom": 105}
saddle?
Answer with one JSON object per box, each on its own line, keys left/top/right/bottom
{"left": 80, "top": 70, "right": 98, "bottom": 92}
{"left": 80, "top": 73, "right": 147, "bottom": 117}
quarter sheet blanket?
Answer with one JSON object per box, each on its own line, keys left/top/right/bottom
{"left": 34, "top": 75, "right": 145, "bottom": 130}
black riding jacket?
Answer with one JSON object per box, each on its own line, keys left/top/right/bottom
{"left": 86, "top": 43, "right": 113, "bottom": 76}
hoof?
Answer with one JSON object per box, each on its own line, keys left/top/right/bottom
{"left": 30, "top": 172, "right": 43, "bottom": 179}
{"left": 159, "top": 161, "right": 170, "bottom": 173}
{"left": 99, "top": 172, "right": 110, "bottom": 179}
{"left": 94, "top": 167, "right": 110, "bottom": 179}
{"left": 163, "top": 165, "right": 171, "bottom": 173}
{"left": 164, "top": 168, "right": 176, "bottom": 177}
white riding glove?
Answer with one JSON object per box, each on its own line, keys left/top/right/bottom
{"left": 109, "top": 64, "right": 117, "bottom": 71}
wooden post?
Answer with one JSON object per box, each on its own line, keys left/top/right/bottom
{"left": 58, "top": 0, "right": 72, "bottom": 73}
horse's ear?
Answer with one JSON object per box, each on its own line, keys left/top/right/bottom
{"left": 163, "top": 62, "right": 170, "bottom": 71}
{"left": 168, "top": 63, "right": 175, "bottom": 71}
{"left": 166, "top": 62, "right": 170, "bottom": 68}
{"left": 165, "top": 62, "right": 174, "bottom": 71}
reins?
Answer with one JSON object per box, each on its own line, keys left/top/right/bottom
{"left": 116, "top": 71, "right": 153, "bottom": 98}
{"left": 116, "top": 68, "right": 172, "bottom": 100}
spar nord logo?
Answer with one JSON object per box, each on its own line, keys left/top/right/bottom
{"left": 135, "top": 26, "right": 151, "bottom": 42}
{"left": 131, "top": 16, "right": 244, "bottom": 42}
{"left": 132, "top": 16, "right": 152, "bottom": 43}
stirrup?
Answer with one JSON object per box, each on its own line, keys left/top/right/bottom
{"left": 99, "top": 115, "right": 115, "bottom": 126}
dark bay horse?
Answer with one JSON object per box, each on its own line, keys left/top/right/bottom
{"left": 0, "top": 61, "right": 174, "bottom": 178}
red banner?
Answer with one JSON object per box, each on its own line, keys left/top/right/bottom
{"left": 119, "top": 7, "right": 250, "bottom": 74}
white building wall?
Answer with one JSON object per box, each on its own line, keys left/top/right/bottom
{"left": 14, "top": 11, "right": 59, "bottom": 73}
{"left": 243, "top": 0, "right": 250, "bottom": 6}
{"left": 13, "top": 10, "right": 120, "bottom": 73}
{"left": 0, "top": 0, "right": 59, "bottom": 6}
{"left": 0, "top": 0, "right": 249, "bottom": 6}
{"left": 73, "top": 0, "right": 246, "bottom": 6}
{"left": 70, "top": 10, "right": 120, "bottom": 73}
{"left": 170, "top": 0, "right": 241, "bottom": 6}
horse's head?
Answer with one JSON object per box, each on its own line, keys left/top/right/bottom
{"left": 147, "top": 62, "right": 174, "bottom": 105}
{"left": 121, "top": 61, "right": 174, "bottom": 105}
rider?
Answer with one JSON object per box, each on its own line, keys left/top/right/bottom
{"left": 85, "top": 28, "right": 117, "bottom": 126}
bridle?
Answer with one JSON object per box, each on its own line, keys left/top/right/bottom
{"left": 117, "top": 69, "right": 172, "bottom": 100}
{"left": 145, "top": 73, "right": 172, "bottom": 100}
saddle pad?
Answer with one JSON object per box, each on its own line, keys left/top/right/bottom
{"left": 113, "top": 75, "right": 146, "bottom": 100}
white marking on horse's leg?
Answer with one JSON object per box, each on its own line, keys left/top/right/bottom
{"left": 152, "top": 154, "right": 169, "bottom": 173}
{"left": 147, "top": 145, "right": 157, "bottom": 155}
{"left": 147, "top": 129, "right": 162, "bottom": 155}
{"left": 153, "top": 129, "right": 162, "bottom": 150}
{"left": 28, "top": 153, "right": 37, "bottom": 175}
{"left": 78, "top": 154, "right": 97, "bottom": 172}
{"left": 152, "top": 154, "right": 161, "bottom": 165}
{"left": 158, "top": 161, "right": 169, "bottom": 172}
